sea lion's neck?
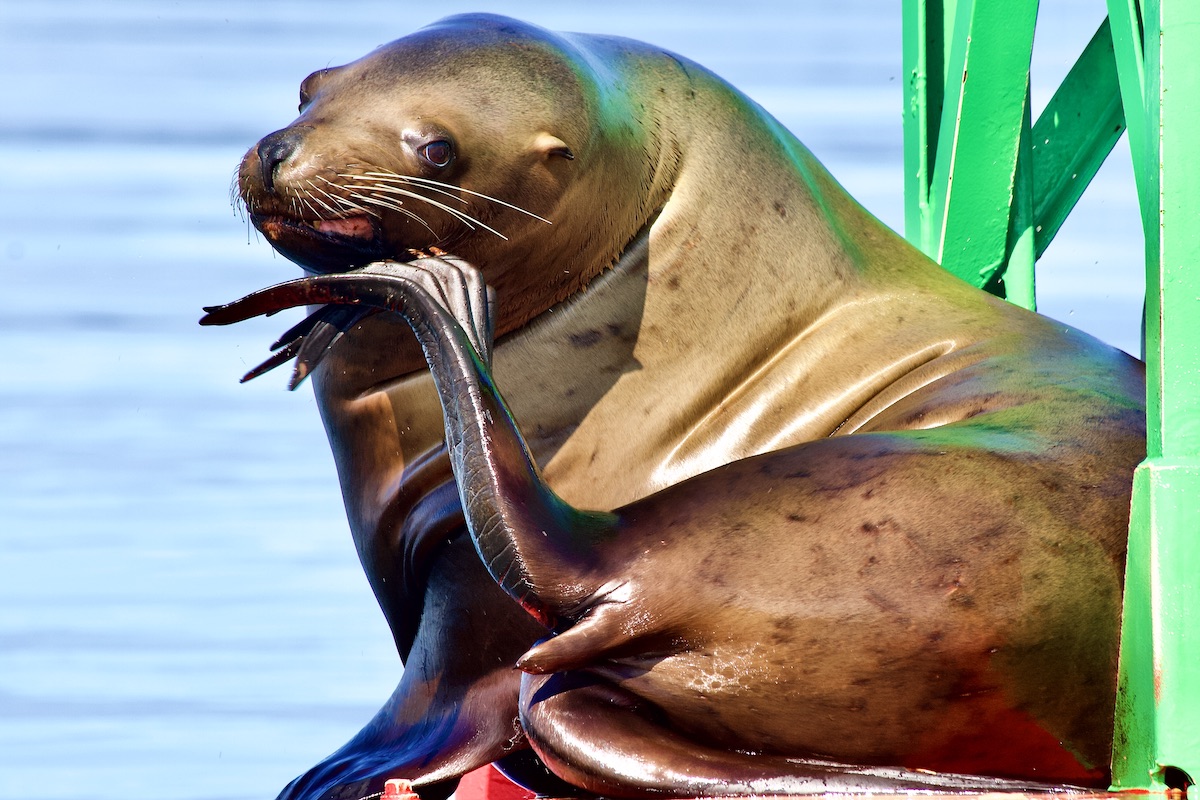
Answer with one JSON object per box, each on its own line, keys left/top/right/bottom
{"left": 501, "top": 63, "right": 1006, "bottom": 508}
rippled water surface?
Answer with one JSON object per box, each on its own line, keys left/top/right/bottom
{"left": 1, "top": 2, "right": 1141, "bottom": 799}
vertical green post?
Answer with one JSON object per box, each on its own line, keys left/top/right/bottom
{"left": 1110, "top": 0, "right": 1200, "bottom": 789}
{"left": 1105, "top": 0, "right": 1149, "bottom": 212}
{"left": 902, "top": 0, "right": 1200, "bottom": 788}
{"left": 902, "top": 0, "right": 941, "bottom": 261}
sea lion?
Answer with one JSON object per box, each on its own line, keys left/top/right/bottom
{"left": 225, "top": 12, "right": 1146, "bottom": 799}
{"left": 204, "top": 255, "right": 1142, "bottom": 795}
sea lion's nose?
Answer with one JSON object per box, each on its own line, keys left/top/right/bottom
{"left": 256, "top": 127, "right": 307, "bottom": 192}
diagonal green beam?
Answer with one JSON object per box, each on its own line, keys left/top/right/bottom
{"left": 1029, "top": 18, "right": 1126, "bottom": 259}
{"left": 906, "top": 5, "right": 1149, "bottom": 305}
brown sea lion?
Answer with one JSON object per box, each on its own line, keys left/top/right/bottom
{"left": 204, "top": 255, "right": 1142, "bottom": 795}
{"left": 224, "top": 12, "right": 1146, "bottom": 799}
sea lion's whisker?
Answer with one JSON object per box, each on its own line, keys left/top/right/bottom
{"left": 347, "top": 171, "right": 552, "bottom": 225}
{"left": 359, "top": 184, "right": 509, "bottom": 240}
{"left": 346, "top": 179, "right": 475, "bottom": 229}
{"left": 346, "top": 172, "right": 471, "bottom": 206}
{"left": 228, "top": 171, "right": 244, "bottom": 215}
{"left": 349, "top": 192, "right": 436, "bottom": 231}
{"left": 307, "top": 179, "right": 350, "bottom": 208}
{"left": 303, "top": 180, "right": 346, "bottom": 219}
{"left": 313, "top": 176, "right": 382, "bottom": 218}
{"left": 296, "top": 194, "right": 325, "bottom": 222}
{"left": 309, "top": 181, "right": 375, "bottom": 219}
{"left": 364, "top": 185, "right": 481, "bottom": 230}
{"left": 347, "top": 191, "right": 439, "bottom": 236}
{"left": 398, "top": 174, "right": 553, "bottom": 224}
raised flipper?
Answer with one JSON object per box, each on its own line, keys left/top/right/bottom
{"left": 203, "top": 257, "right": 618, "bottom": 629}
{"left": 237, "top": 303, "right": 377, "bottom": 387}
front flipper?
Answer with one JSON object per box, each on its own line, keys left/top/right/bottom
{"left": 234, "top": 255, "right": 493, "bottom": 390}
{"left": 519, "top": 673, "right": 1077, "bottom": 797}
{"left": 202, "top": 258, "right": 617, "bottom": 627}
{"left": 240, "top": 303, "right": 378, "bottom": 388}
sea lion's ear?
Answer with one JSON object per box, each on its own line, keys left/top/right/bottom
{"left": 532, "top": 133, "right": 575, "bottom": 161}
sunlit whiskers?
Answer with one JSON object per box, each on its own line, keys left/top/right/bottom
{"left": 360, "top": 171, "right": 553, "bottom": 225}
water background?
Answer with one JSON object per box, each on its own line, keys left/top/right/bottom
{"left": 0, "top": 2, "right": 1142, "bottom": 799}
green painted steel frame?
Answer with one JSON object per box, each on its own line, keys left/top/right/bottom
{"left": 902, "top": 0, "right": 1199, "bottom": 789}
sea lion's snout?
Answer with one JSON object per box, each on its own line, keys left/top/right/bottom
{"left": 255, "top": 126, "right": 306, "bottom": 193}
{"left": 237, "top": 123, "right": 389, "bottom": 274}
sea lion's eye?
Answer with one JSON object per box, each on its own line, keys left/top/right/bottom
{"left": 419, "top": 140, "right": 454, "bottom": 168}
{"left": 298, "top": 68, "right": 330, "bottom": 113}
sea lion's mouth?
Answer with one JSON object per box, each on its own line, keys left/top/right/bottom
{"left": 251, "top": 212, "right": 386, "bottom": 274}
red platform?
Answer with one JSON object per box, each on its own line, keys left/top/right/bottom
{"left": 454, "top": 766, "right": 536, "bottom": 800}
{"left": 445, "top": 768, "right": 1162, "bottom": 800}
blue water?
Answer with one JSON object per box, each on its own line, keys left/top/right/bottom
{"left": 0, "top": 3, "right": 1142, "bottom": 799}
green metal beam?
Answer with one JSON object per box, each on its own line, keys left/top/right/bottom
{"left": 903, "top": 0, "right": 1200, "bottom": 788}
{"left": 1111, "top": 0, "right": 1200, "bottom": 788}
{"left": 1113, "top": 466, "right": 1200, "bottom": 790}
{"left": 1029, "top": 19, "right": 1126, "bottom": 259}
{"left": 902, "top": 0, "right": 937, "bottom": 257}
{"left": 905, "top": 6, "right": 1138, "bottom": 307}
{"left": 1002, "top": 83, "right": 1036, "bottom": 310}
{"left": 1105, "top": 0, "right": 1151, "bottom": 221}
{"left": 904, "top": 0, "right": 1039, "bottom": 307}
{"left": 935, "top": 0, "right": 1039, "bottom": 295}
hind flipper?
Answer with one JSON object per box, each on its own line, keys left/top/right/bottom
{"left": 519, "top": 672, "right": 1079, "bottom": 797}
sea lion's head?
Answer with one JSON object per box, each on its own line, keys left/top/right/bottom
{"left": 238, "top": 13, "right": 672, "bottom": 341}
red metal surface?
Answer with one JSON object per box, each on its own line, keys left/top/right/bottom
{"left": 454, "top": 766, "right": 535, "bottom": 800}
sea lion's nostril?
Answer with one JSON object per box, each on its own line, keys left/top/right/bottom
{"left": 256, "top": 128, "right": 306, "bottom": 193}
